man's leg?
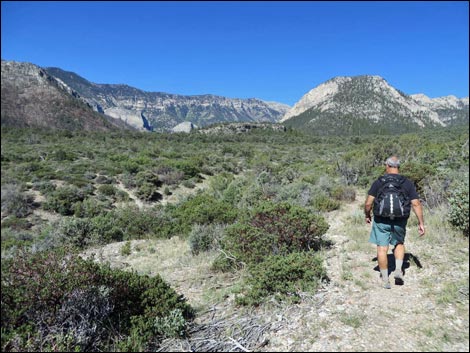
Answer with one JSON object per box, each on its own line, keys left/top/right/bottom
{"left": 377, "top": 245, "right": 391, "bottom": 288}
{"left": 393, "top": 243, "right": 405, "bottom": 284}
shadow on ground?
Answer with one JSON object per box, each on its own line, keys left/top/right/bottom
{"left": 372, "top": 252, "right": 423, "bottom": 275}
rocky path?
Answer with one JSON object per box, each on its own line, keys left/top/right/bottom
{"left": 260, "top": 189, "right": 469, "bottom": 352}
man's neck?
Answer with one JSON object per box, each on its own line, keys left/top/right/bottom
{"left": 385, "top": 167, "right": 399, "bottom": 175}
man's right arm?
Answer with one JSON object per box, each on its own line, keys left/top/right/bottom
{"left": 411, "top": 199, "right": 425, "bottom": 236}
{"left": 365, "top": 195, "right": 374, "bottom": 224}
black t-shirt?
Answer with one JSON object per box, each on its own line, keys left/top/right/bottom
{"left": 368, "top": 174, "right": 419, "bottom": 222}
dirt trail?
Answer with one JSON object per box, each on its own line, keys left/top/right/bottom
{"left": 261, "top": 189, "right": 469, "bottom": 352}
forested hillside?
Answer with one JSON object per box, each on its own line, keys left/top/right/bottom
{"left": 1, "top": 125, "right": 468, "bottom": 351}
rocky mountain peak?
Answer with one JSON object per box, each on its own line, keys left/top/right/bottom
{"left": 1, "top": 60, "right": 134, "bottom": 131}
{"left": 281, "top": 74, "right": 468, "bottom": 135}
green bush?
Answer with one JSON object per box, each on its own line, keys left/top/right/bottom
{"left": 73, "top": 197, "right": 111, "bottom": 218}
{"left": 312, "top": 194, "right": 341, "bottom": 212}
{"left": 97, "top": 184, "right": 118, "bottom": 197}
{"left": 214, "top": 202, "right": 330, "bottom": 270}
{"left": 188, "top": 223, "right": 226, "bottom": 255}
{"left": 44, "top": 217, "right": 95, "bottom": 249}
{"left": 136, "top": 182, "right": 162, "bottom": 201}
{"left": 1, "top": 184, "right": 34, "bottom": 218}
{"left": 249, "top": 202, "right": 330, "bottom": 253}
{"left": 43, "top": 186, "right": 86, "bottom": 216}
{"left": 153, "top": 309, "right": 187, "bottom": 338}
{"left": 90, "top": 206, "right": 172, "bottom": 243}
{"left": 236, "top": 252, "right": 327, "bottom": 306}
{"left": 120, "top": 241, "right": 132, "bottom": 256}
{"left": 448, "top": 180, "right": 469, "bottom": 237}
{"left": 331, "top": 185, "right": 356, "bottom": 202}
{"left": 1, "top": 228, "right": 34, "bottom": 252}
{"left": 135, "top": 170, "right": 161, "bottom": 188}
{"left": 1, "top": 248, "right": 193, "bottom": 352}
{"left": 168, "top": 193, "right": 238, "bottom": 236}
{"left": 32, "top": 180, "right": 56, "bottom": 194}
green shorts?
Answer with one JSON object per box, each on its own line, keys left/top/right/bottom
{"left": 369, "top": 220, "right": 407, "bottom": 246}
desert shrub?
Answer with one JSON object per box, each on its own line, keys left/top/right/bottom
{"left": 43, "top": 186, "right": 86, "bottom": 216}
{"left": 40, "top": 217, "right": 95, "bottom": 250}
{"left": 1, "top": 216, "right": 32, "bottom": 231}
{"left": 120, "top": 241, "right": 132, "bottom": 256}
{"left": 156, "top": 165, "right": 185, "bottom": 186}
{"left": 136, "top": 170, "right": 161, "bottom": 188}
{"left": 1, "top": 184, "right": 34, "bottom": 218}
{"left": 1, "top": 228, "right": 34, "bottom": 252}
{"left": 221, "top": 177, "right": 249, "bottom": 206}
{"left": 236, "top": 252, "right": 327, "bottom": 306}
{"left": 217, "top": 223, "right": 275, "bottom": 268}
{"left": 49, "top": 149, "right": 76, "bottom": 161}
{"left": 97, "top": 184, "right": 118, "bottom": 197}
{"left": 168, "top": 193, "right": 238, "bottom": 236}
{"left": 42, "top": 285, "right": 114, "bottom": 351}
{"left": 447, "top": 180, "right": 469, "bottom": 237}
{"left": 401, "top": 161, "right": 436, "bottom": 197}
{"left": 135, "top": 171, "right": 162, "bottom": 201}
{"left": 182, "top": 179, "right": 196, "bottom": 188}
{"left": 90, "top": 206, "right": 172, "bottom": 243}
{"left": 153, "top": 309, "right": 187, "bottom": 338}
{"left": 275, "top": 182, "right": 314, "bottom": 207}
{"left": 214, "top": 202, "right": 329, "bottom": 270}
{"left": 188, "top": 223, "right": 226, "bottom": 255}
{"left": 1, "top": 248, "right": 193, "bottom": 352}
{"left": 330, "top": 185, "right": 356, "bottom": 202}
{"left": 312, "top": 194, "right": 341, "bottom": 212}
{"left": 94, "top": 175, "right": 114, "bottom": 184}
{"left": 32, "top": 180, "right": 56, "bottom": 194}
{"left": 121, "top": 159, "right": 141, "bottom": 174}
{"left": 116, "top": 189, "right": 130, "bottom": 202}
{"left": 249, "top": 202, "right": 330, "bottom": 252}
{"left": 73, "top": 197, "right": 111, "bottom": 218}
{"left": 208, "top": 172, "right": 235, "bottom": 198}
{"left": 136, "top": 183, "right": 162, "bottom": 201}
{"left": 165, "top": 158, "right": 202, "bottom": 179}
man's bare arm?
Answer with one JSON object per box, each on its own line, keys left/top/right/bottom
{"left": 364, "top": 195, "right": 374, "bottom": 224}
{"left": 411, "top": 199, "right": 425, "bottom": 236}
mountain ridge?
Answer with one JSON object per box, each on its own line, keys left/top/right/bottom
{"left": 44, "top": 66, "right": 291, "bottom": 132}
{"left": 1, "top": 60, "right": 134, "bottom": 131}
{"left": 281, "top": 75, "right": 468, "bottom": 135}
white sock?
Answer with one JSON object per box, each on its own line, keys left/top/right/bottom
{"left": 395, "top": 259, "right": 403, "bottom": 276}
{"left": 380, "top": 269, "right": 389, "bottom": 283}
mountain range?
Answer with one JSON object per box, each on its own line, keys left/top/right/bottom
{"left": 1, "top": 60, "right": 468, "bottom": 134}
{"left": 43, "top": 66, "right": 290, "bottom": 132}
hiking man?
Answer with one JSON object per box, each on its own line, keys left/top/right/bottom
{"left": 364, "top": 156, "right": 425, "bottom": 289}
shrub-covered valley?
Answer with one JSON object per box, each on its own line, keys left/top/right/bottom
{"left": 1, "top": 125, "right": 469, "bottom": 351}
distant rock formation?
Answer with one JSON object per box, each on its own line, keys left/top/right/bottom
{"left": 172, "top": 121, "right": 197, "bottom": 133}
{"left": 199, "top": 122, "right": 286, "bottom": 134}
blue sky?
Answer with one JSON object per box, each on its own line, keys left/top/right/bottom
{"left": 2, "top": 1, "right": 469, "bottom": 105}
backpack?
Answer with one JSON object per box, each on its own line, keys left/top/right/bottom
{"left": 373, "top": 175, "right": 411, "bottom": 219}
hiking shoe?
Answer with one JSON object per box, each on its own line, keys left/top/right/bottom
{"left": 394, "top": 271, "right": 404, "bottom": 286}
{"left": 383, "top": 282, "right": 391, "bottom": 289}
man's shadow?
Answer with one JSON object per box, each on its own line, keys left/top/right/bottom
{"left": 373, "top": 252, "right": 423, "bottom": 275}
